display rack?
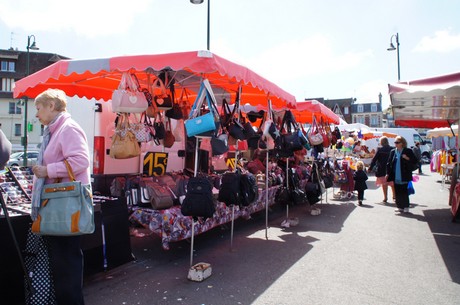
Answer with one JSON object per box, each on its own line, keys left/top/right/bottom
{"left": 0, "top": 167, "right": 33, "bottom": 216}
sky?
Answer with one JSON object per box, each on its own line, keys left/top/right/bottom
{"left": 1, "top": 0, "right": 460, "bottom": 110}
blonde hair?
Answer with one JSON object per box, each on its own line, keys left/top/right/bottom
{"left": 394, "top": 135, "right": 407, "bottom": 148}
{"left": 356, "top": 161, "right": 365, "bottom": 170}
{"left": 35, "top": 88, "right": 67, "bottom": 112}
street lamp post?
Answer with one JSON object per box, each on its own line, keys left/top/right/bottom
{"left": 387, "top": 32, "right": 400, "bottom": 81}
{"left": 23, "top": 35, "right": 39, "bottom": 167}
{"left": 190, "top": 0, "right": 210, "bottom": 51}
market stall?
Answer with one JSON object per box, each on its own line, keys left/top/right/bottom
{"left": 388, "top": 71, "right": 460, "bottom": 221}
{"left": 12, "top": 50, "right": 301, "bottom": 255}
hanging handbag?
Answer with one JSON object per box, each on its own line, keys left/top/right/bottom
{"left": 131, "top": 113, "right": 153, "bottom": 143}
{"left": 163, "top": 118, "right": 176, "bottom": 148}
{"left": 185, "top": 79, "right": 219, "bottom": 137}
{"left": 211, "top": 125, "right": 229, "bottom": 156}
{"left": 110, "top": 114, "right": 141, "bottom": 159}
{"left": 31, "top": 160, "right": 95, "bottom": 236}
{"left": 111, "top": 73, "right": 149, "bottom": 113}
{"left": 163, "top": 118, "right": 175, "bottom": 148}
{"left": 165, "top": 98, "right": 183, "bottom": 120}
{"left": 178, "top": 88, "right": 192, "bottom": 119}
{"left": 153, "top": 113, "right": 166, "bottom": 140}
{"left": 300, "top": 125, "right": 311, "bottom": 150}
{"left": 320, "top": 117, "right": 331, "bottom": 148}
{"left": 308, "top": 117, "right": 324, "bottom": 146}
{"left": 144, "top": 73, "right": 159, "bottom": 118}
{"left": 152, "top": 72, "right": 173, "bottom": 110}
{"left": 173, "top": 119, "right": 185, "bottom": 142}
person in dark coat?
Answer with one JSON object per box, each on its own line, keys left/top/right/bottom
{"left": 353, "top": 161, "right": 368, "bottom": 206}
{"left": 386, "top": 136, "right": 418, "bottom": 213}
{"left": 369, "top": 136, "right": 395, "bottom": 203}
{"left": 412, "top": 141, "right": 422, "bottom": 174}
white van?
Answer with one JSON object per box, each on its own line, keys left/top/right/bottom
{"left": 66, "top": 97, "right": 186, "bottom": 191}
{"left": 371, "top": 127, "right": 432, "bottom": 160}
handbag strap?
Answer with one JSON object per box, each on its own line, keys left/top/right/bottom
{"left": 188, "top": 79, "right": 219, "bottom": 120}
{"left": 63, "top": 159, "right": 77, "bottom": 182}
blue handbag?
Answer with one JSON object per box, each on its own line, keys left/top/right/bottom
{"left": 31, "top": 160, "right": 95, "bottom": 236}
{"left": 185, "top": 79, "right": 218, "bottom": 137}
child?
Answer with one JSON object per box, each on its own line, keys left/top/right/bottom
{"left": 353, "top": 161, "right": 368, "bottom": 206}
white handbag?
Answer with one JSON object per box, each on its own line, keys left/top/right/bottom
{"left": 111, "top": 73, "right": 149, "bottom": 113}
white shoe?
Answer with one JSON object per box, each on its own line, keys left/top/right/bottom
{"left": 394, "top": 208, "right": 402, "bottom": 213}
{"left": 403, "top": 208, "right": 410, "bottom": 213}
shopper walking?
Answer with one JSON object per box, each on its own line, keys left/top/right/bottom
{"left": 353, "top": 161, "right": 368, "bottom": 206}
{"left": 369, "top": 136, "right": 395, "bottom": 203}
{"left": 31, "top": 88, "right": 90, "bottom": 305}
{"left": 386, "top": 136, "right": 418, "bottom": 213}
{"left": 412, "top": 141, "right": 423, "bottom": 174}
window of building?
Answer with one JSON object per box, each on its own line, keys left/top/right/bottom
{"left": 8, "top": 102, "right": 22, "bottom": 114}
{"left": 1, "top": 61, "right": 15, "bottom": 72}
{"left": 356, "top": 116, "right": 365, "bottom": 124}
{"left": 357, "top": 105, "right": 364, "bottom": 113}
{"left": 14, "top": 124, "right": 21, "bottom": 136}
{"left": 1, "top": 78, "right": 15, "bottom": 92}
{"left": 344, "top": 107, "right": 349, "bottom": 114}
{"left": 370, "top": 116, "right": 378, "bottom": 126}
{"left": 371, "top": 104, "right": 377, "bottom": 112}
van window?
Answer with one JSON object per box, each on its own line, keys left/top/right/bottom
{"left": 414, "top": 134, "right": 423, "bottom": 144}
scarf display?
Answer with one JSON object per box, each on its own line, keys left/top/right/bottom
{"left": 31, "top": 112, "right": 64, "bottom": 220}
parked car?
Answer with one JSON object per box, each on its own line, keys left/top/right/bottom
{"left": 7, "top": 151, "right": 39, "bottom": 167}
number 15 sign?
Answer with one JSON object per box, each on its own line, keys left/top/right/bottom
{"left": 143, "top": 152, "right": 168, "bottom": 176}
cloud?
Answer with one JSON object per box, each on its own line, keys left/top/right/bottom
{"left": 0, "top": 0, "right": 151, "bottom": 37}
{"left": 413, "top": 29, "right": 460, "bottom": 53}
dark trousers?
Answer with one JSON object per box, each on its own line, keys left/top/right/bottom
{"left": 357, "top": 190, "right": 364, "bottom": 201}
{"left": 46, "top": 235, "right": 85, "bottom": 305}
{"left": 418, "top": 161, "right": 423, "bottom": 173}
{"left": 394, "top": 183, "right": 410, "bottom": 209}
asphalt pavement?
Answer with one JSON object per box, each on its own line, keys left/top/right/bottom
{"left": 83, "top": 165, "right": 460, "bottom": 305}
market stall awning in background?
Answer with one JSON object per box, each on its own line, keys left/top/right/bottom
{"left": 361, "top": 130, "right": 398, "bottom": 140}
{"left": 13, "top": 50, "right": 296, "bottom": 110}
{"left": 426, "top": 125, "right": 458, "bottom": 138}
{"left": 293, "top": 100, "right": 340, "bottom": 124}
{"left": 388, "top": 71, "right": 460, "bottom": 128}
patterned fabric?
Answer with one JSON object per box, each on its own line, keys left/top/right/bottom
{"left": 24, "top": 229, "right": 56, "bottom": 305}
{"left": 129, "top": 186, "right": 279, "bottom": 250}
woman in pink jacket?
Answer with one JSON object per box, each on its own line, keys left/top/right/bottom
{"left": 32, "top": 88, "right": 90, "bottom": 305}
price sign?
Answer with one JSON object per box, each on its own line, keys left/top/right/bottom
{"left": 143, "top": 152, "right": 169, "bottom": 176}
{"left": 226, "top": 158, "right": 235, "bottom": 170}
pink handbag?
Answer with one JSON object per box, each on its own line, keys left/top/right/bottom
{"left": 111, "top": 73, "right": 149, "bottom": 113}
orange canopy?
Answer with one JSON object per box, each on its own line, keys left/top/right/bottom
{"left": 14, "top": 50, "right": 296, "bottom": 110}
{"left": 293, "top": 100, "right": 340, "bottom": 124}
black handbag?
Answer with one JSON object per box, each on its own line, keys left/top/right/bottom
{"left": 165, "top": 102, "right": 183, "bottom": 120}
{"left": 211, "top": 131, "right": 229, "bottom": 156}
{"left": 291, "top": 188, "right": 308, "bottom": 205}
{"left": 228, "top": 119, "right": 246, "bottom": 140}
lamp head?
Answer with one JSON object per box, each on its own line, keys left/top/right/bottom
{"left": 387, "top": 43, "right": 396, "bottom": 51}
{"left": 29, "top": 41, "right": 39, "bottom": 50}
{"left": 190, "top": 0, "right": 204, "bottom": 3}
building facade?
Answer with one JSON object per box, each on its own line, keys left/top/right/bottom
{"left": 307, "top": 94, "right": 385, "bottom": 127}
{"left": 0, "top": 48, "right": 68, "bottom": 150}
